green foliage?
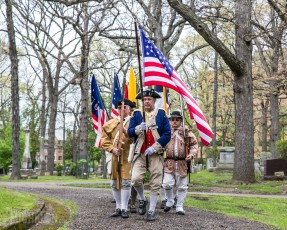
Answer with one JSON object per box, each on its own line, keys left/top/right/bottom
{"left": 208, "top": 146, "right": 220, "bottom": 158}
{"left": 0, "top": 123, "right": 25, "bottom": 172}
{"left": 275, "top": 140, "right": 287, "bottom": 159}
{"left": 55, "top": 163, "right": 64, "bottom": 172}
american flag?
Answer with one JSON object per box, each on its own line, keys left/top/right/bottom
{"left": 91, "top": 75, "right": 107, "bottom": 148}
{"left": 138, "top": 25, "right": 213, "bottom": 146}
{"left": 111, "top": 73, "right": 122, "bottom": 119}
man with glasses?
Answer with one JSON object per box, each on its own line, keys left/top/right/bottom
{"left": 101, "top": 99, "right": 134, "bottom": 218}
{"left": 162, "top": 110, "right": 198, "bottom": 215}
{"left": 128, "top": 88, "right": 171, "bottom": 221}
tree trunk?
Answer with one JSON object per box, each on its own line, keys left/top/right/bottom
{"left": 6, "top": 0, "right": 21, "bottom": 180}
{"left": 212, "top": 51, "right": 218, "bottom": 147}
{"left": 47, "top": 93, "right": 58, "bottom": 174}
{"left": 269, "top": 89, "right": 280, "bottom": 158}
{"left": 167, "top": 0, "right": 255, "bottom": 183}
{"left": 232, "top": 0, "right": 255, "bottom": 183}
{"left": 261, "top": 99, "right": 269, "bottom": 152}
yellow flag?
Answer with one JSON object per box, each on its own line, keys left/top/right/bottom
{"left": 128, "top": 67, "right": 137, "bottom": 103}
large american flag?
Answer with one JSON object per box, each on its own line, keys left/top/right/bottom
{"left": 138, "top": 25, "right": 213, "bottom": 146}
{"left": 91, "top": 75, "right": 107, "bottom": 148}
{"left": 111, "top": 73, "right": 122, "bottom": 119}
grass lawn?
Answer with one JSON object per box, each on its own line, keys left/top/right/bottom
{"left": 0, "top": 187, "right": 37, "bottom": 224}
{"left": 186, "top": 194, "right": 287, "bottom": 230}
{"left": 0, "top": 175, "right": 109, "bottom": 183}
{"left": 189, "top": 171, "right": 287, "bottom": 194}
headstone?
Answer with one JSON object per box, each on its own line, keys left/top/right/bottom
{"left": 8, "top": 165, "right": 12, "bottom": 176}
{"left": 254, "top": 159, "right": 262, "bottom": 176}
{"left": 22, "top": 127, "right": 32, "bottom": 169}
{"left": 206, "top": 158, "right": 217, "bottom": 171}
{"left": 215, "top": 147, "right": 234, "bottom": 172}
{"left": 264, "top": 159, "right": 287, "bottom": 179}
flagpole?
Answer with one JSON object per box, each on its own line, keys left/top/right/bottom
{"left": 180, "top": 95, "right": 192, "bottom": 183}
{"left": 134, "top": 20, "right": 145, "bottom": 122}
{"left": 134, "top": 20, "right": 149, "bottom": 169}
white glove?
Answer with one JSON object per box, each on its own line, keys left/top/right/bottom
{"left": 144, "top": 146, "right": 155, "bottom": 156}
{"left": 140, "top": 122, "right": 147, "bottom": 131}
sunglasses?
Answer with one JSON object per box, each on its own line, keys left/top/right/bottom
{"left": 171, "top": 118, "right": 181, "bottom": 122}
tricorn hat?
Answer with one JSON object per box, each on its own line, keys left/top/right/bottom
{"left": 135, "top": 88, "right": 161, "bottom": 99}
{"left": 169, "top": 110, "right": 183, "bottom": 119}
{"left": 116, "top": 98, "right": 134, "bottom": 108}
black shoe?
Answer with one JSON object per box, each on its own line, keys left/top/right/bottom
{"left": 172, "top": 197, "right": 177, "bottom": 208}
{"left": 130, "top": 204, "right": 137, "bottom": 213}
{"left": 121, "top": 209, "right": 129, "bottom": 218}
{"left": 164, "top": 206, "right": 171, "bottom": 212}
{"left": 111, "top": 208, "right": 121, "bottom": 217}
{"left": 138, "top": 200, "right": 147, "bottom": 215}
{"left": 111, "top": 199, "right": 116, "bottom": 203}
{"left": 160, "top": 199, "right": 167, "bottom": 209}
{"left": 176, "top": 210, "right": 185, "bottom": 215}
{"left": 147, "top": 211, "right": 156, "bottom": 221}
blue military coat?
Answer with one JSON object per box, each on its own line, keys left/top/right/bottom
{"left": 128, "top": 109, "right": 171, "bottom": 151}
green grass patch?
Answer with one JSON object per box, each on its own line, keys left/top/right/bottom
{"left": 190, "top": 171, "right": 287, "bottom": 194}
{"left": 0, "top": 187, "right": 37, "bottom": 224}
{"left": 0, "top": 175, "right": 109, "bottom": 183}
{"left": 186, "top": 194, "right": 287, "bottom": 229}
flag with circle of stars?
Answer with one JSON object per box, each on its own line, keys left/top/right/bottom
{"left": 111, "top": 73, "right": 122, "bottom": 118}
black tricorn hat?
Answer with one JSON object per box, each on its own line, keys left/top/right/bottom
{"left": 135, "top": 88, "right": 161, "bottom": 99}
{"left": 169, "top": 110, "right": 183, "bottom": 119}
{"left": 116, "top": 98, "right": 134, "bottom": 108}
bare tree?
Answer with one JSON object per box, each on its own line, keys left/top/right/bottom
{"left": 5, "top": 0, "right": 21, "bottom": 179}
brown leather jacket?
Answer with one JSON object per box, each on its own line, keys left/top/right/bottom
{"left": 164, "top": 126, "right": 198, "bottom": 177}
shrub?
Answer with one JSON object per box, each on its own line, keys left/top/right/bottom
{"left": 275, "top": 140, "right": 287, "bottom": 159}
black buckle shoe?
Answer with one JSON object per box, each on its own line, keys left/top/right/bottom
{"left": 110, "top": 208, "right": 121, "bottom": 217}
{"left": 147, "top": 211, "right": 156, "bottom": 221}
{"left": 164, "top": 205, "right": 171, "bottom": 212}
{"left": 160, "top": 199, "right": 167, "bottom": 209}
{"left": 121, "top": 209, "right": 129, "bottom": 218}
{"left": 129, "top": 204, "right": 137, "bottom": 213}
{"left": 138, "top": 200, "right": 147, "bottom": 215}
{"left": 176, "top": 210, "right": 185, "bottom": 215}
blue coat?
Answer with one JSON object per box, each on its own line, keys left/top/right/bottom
{"left": 128, "top": 109, "right": 171, "bottom": 148}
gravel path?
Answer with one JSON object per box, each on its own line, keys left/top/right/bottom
{"left": 1, "top": 182, "right": 278, "bottom": 230}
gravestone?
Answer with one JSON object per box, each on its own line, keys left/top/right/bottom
{"left": 215, "top": 147, "right": 235, "bottom": 172}
{"left": 264, "top": 159, "right": 287, "bottom": 180}
{"left": 22, "top": 127, "right": 32, "bottom": 169}
{"left": 206, "top": 158, "right": 217, "bottom": 172}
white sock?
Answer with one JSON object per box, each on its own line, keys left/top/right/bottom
{"left": 121, "top": 188, "right": 131, "bottom": 210}
{"left": 112, "top": 189, "right": 121, "bottom": 209}
{"left": 165, "top": 189, "right": 174, "bottom": 207}
{"left": 149, "top": 193, "right": 158, "bottom": 212}
{"left": 134, "top": 185, "right": 146, "bottom": 201}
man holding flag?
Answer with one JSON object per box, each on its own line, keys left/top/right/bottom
{"left": 128, "top": 88, "right": 171, "bottom": 221}
{"left": 101, "top": 98, "right": 135, "bottom": 218}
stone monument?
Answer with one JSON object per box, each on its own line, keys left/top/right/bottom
{"left": 21, "top": 127, "right": 34, "bottom": 176}
{"left": 215, "top": 147, "right": 235, "bottom": 172}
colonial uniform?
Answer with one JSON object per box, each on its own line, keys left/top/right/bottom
{"left": 162, "top": 111, "right": 198, "bottom": 215}
{"left": 128, "top": 89, "right": 171, "bottom": 221}
{"left": 101, "top": 99, "right": 133, "bottom": 218}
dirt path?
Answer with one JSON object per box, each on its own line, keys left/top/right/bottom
{"left": 1, "top": 182, "right": 281, "bottom": 230}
